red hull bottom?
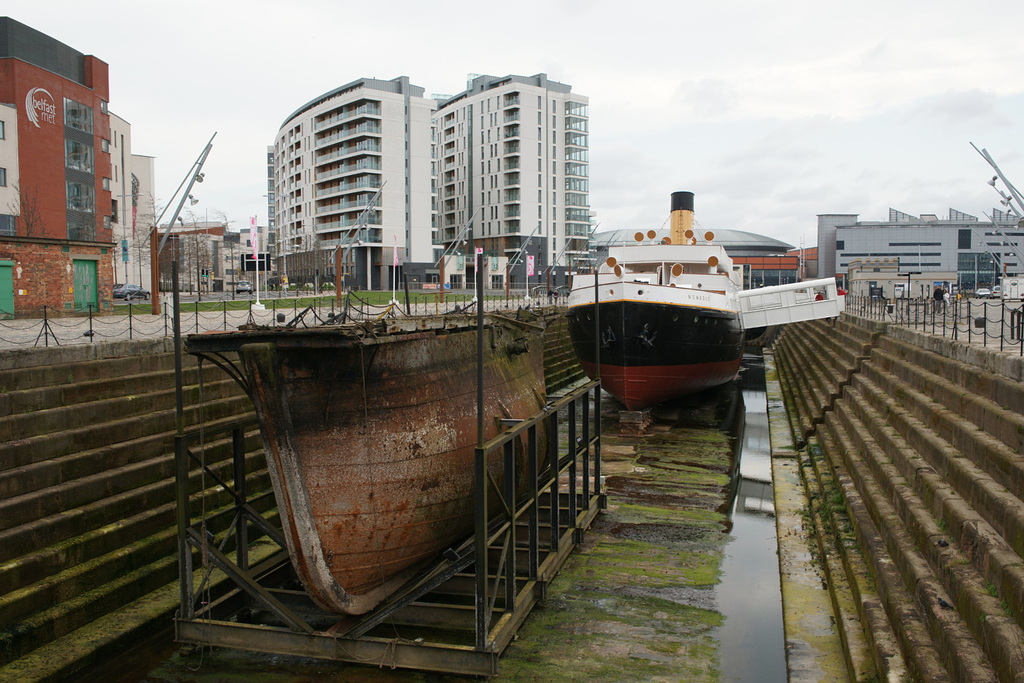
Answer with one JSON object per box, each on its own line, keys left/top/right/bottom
{"left": 580, "top": 359, "right": 742, "bottom": 411}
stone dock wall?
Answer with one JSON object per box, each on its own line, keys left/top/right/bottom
{"left": 772, "top": 313, "right": 1024, "bottom": 682}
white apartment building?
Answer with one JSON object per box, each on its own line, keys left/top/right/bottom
{"left": 108, "top": 112, "right": 156, "bottom": 290}
{"left": 271, "top": 76, "right": 436, "bottom": 290}
{"left": 434, "top": 74, "right": 590, "bottom": 291}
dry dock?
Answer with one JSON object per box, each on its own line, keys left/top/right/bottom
{"left": 5, "top": 310, "right": 1022, "bottom": 680}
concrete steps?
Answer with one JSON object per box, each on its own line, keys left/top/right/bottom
{"left": 544, "top": 313, "right": 587, "bottom": 395}
{"left": 0, "top": 340, "right": 268, "bottom": 676}
{"left": 773, "top": 315, "right": 1024, "bottom": 682}
{"left": 0, "top": 361, "right": 234, "bottom": 441}
{"left": 0, "top": 321, "right": 588, "bottom": 680}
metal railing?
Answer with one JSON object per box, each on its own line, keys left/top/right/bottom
{"left": 846, "top": 294, "right": 1024, "bottom": 356}
{"left": 0, "top": 290, "right": 555, "bottom": 349}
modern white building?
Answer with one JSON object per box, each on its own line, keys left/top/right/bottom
{"left": 107, "top": 112, "right": 157, "bottom": 290}
{"left": 271, "top": 76, "right": 436, "bottom": 290}
{"left": 819, "top": 207, "right": 1024, "bottom": 293}
{"left": 434, "top": 74, "right": 590, "bottom": 291}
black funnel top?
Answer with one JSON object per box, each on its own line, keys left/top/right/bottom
{"left": 671, "top": 191, "right": 694, "bottom": 213}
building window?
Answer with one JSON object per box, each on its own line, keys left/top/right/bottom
{"left": 0, "top": 214, "right": 14, "bottom": 236}
{"left": 66, "top": 181, "right": 95, "bottom": 212}
{"left": 0, "top": 120, "right": 5, "bottom": 139}
{"left": 65, "top": 139, "right": 95, "bottom": 172}
{"left": 101, "top": 138, "right": 110, "bottom": 152}
{"left": 0, "top": 167, "right": 6, "bottom": 187}
{"left": 958, "top": 229, "right": 972, "bottom": 250}
{"left": 835, "top": 240, "right": 844, "bottom": 250}
{"left": 64, "top": 99, "right": 94, "bottom": 133}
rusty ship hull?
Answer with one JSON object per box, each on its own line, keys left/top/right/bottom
{"left": 186, "top": 313, "right": 547, "bottom": 615}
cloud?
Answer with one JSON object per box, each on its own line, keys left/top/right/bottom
{"left": 902, "top": 90, "right": 1015, "bottom": 129}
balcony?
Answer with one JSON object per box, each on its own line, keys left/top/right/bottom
{"left": 330, "top": 158, "right": 381, "bottom": 174}
{"left": 315, "top": 157, "right": 382, "bottom": 181}
{"left": 565, "top": 132, "right": 588, "bottom": 148}
{"left": 319, "top": 228, "right": 383, "bottom": 249}
{"left": 314, "top": 103, "right": 382, "bottom": 132}
{"left": 565, "top": 116, "right": 588, "bottom": 132}
{"left": 315, "top": 195, "right": 380, "bottom": 217}
{"left": 315, "top": 176, "right": 381, "bottom": 198}
{"left": 316, "top": 216, "right": 382, "bottom": 233}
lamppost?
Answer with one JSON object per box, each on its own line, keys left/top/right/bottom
{"left": 905, "top": 271, "right": 920, "bottom": 320}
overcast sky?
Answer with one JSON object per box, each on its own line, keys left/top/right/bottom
{"left": 12, "top": 1, "right": 1024, "bottom": 248}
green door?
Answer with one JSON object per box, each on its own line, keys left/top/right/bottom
{"left": 0, "top": 261, "right": 13, "bottom": 319}
{"left": 73, "top": 259, "right": 98, "bottom": 312}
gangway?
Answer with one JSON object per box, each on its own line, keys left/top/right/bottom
{"left": 738, "top": 277, "right": 844, "bottom": 328}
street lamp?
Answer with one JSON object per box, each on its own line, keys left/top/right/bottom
{"left": 905, "top": 271, "right": 920, "bottom": 320}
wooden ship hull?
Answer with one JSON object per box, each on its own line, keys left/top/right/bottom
{"left": 186, "top": 313, "right": 547, "bottom": 615}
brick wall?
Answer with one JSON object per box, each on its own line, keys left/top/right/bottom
{"left": 0, "top": 236, "right": 114, "bottom": 317}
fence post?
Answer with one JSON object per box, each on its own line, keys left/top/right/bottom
{"left": 42, "top": 305, "right": 51, "bottom": 347}
{"left": 1001, "top": 301, "right": 1006, "bottom": 352}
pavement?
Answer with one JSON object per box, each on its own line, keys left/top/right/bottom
{"left": 0, "top": 294, "right": 542, "bottom": 350}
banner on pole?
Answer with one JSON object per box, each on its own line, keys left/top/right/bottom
{"left": 526, "top": 254, "right": 535, "bottom": 277}
{"left": 250, "top": 217, "right": 258, "bottom": 259}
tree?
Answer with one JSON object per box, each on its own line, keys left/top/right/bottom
{"left": 7, "top": 182, "right": 43, "bottom": 237}
{"left": 133, "top": 192, "right": 159, "bottom": 277}
{"left": 212, "top": 209, "right": 236, "bottom": 287}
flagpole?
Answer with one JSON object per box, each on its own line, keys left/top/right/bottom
{"left": 252, "top": 216, "right": 264, "bottom": 311}
{"left": 391, "top": 234, "right": 399, "bottom": 306}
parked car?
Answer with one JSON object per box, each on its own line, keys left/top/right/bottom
{"left": 975, "top": 288, "right": 992, "bottom": 298}
{"left": 236, "top": 280, "right": 253, "bottom": 294}
{"left": 112, "top": 283, "right": 150, "bottom": 301}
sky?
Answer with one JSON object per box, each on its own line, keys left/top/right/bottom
{"left": 11, "top": 0, "right": 1024, "bottom": 249}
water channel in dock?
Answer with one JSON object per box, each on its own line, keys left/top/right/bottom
{"left": 715, "top": 352, "right": 786, "bottom": 683}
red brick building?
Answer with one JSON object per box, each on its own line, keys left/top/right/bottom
{"left": 0, "top": 17, "right": 115, "bottom": 317}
